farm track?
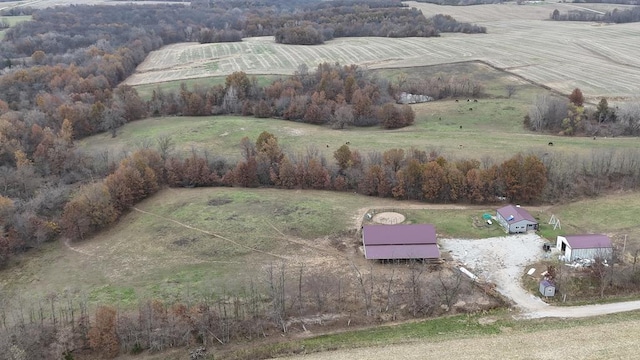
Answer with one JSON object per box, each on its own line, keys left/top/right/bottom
{"left": 132, "top": 207, "right": 289, "bottom": 261}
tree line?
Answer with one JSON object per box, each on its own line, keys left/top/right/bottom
{"left": 0, "top": 262, "right": 500, "bottom": 358}
{"left": 525, "top": 87, "right": 640, "bottom": 137}
{"left": 550, "top": 6, "right": 640, "bottom": 23}
{"left": 572, "top": 0, "right": 640, "bottom": 4}
{"left": 55, "top": 131, "right": 549, "bottom": 243}
{"left": 412, "top": 0, "right": 503, "bottom": 5}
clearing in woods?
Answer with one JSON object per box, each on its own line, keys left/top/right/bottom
{"left": 125, "top": 1, "right": 640, "bottom": 100}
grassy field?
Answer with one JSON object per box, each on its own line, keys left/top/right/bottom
{"left": 89, "top": 61, "right": 640, "bottom": 162}
{"left": 78, "top": 107, "right": 639, "bottom": 164}
{"left": 124, "top": 2, "right": 640, "bottom": 100}
{"left": 0, "top": 188, "right": 403, "bottom": 310}
{"left": 3, "top": 187, "right": 640, "bottom": 314}
{"left": 402, "top": 208, "right": 506, "bottom": 239}
{"left": 0, "top": 15, "right": 30, "bottom": 39}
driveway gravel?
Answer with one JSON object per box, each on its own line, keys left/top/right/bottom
{"left": 440, "top": 233, "right": 549, "bottom": 313}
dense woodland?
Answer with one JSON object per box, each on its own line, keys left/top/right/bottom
{"left": 550, "top": 6, "right": 640, "bottom": 23}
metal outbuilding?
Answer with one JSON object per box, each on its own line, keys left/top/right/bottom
{"left": 361, "top": 224, "right": 440, "bottom": 260}
{"left": 556, "top": 234, "right": 613, "bottom": 262}
{"left": 539, "top": 280, "right": 556, "bottom": 297}
{"left": 496, "top": 205, "right": 538, "bottom": 233}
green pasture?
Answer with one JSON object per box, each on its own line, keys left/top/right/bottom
{"left": 78, "top": 110, "right": 639, "bottom": 163}
{"left": 0, "top": 188, "right": 400, "bottom": 310}
{"left": 3, "top": 187, "right": 640, "bottom": 318}
{"left": 85, "top": 62, "right": 640, "bottom": 162}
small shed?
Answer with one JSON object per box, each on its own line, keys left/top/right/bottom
{"left": 496, "top": 205, "right": 538, "bottom": 234}
{"left": 556, "top": 234, "right": 613, "bottom": 262}
{"left": 361, "top": 224, "right": 440, "bottom": 260}
{"left": 539, "top": 280, "right": 556, "bottom": 297}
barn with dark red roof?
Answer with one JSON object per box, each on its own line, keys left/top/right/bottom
{"left": 361, "top": 224, "right": 440, "bottom": 260}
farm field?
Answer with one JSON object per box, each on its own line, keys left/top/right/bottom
{"left": 125, "top": 1, "right": 640, "bottom": 101}
{"left": 89, "top": 61, "right": 640, "bottom": 162}
{"left": 3, "top": 187, "right": 640, "bottom": 315}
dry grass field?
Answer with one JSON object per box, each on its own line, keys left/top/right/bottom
{"left": 125, "top": 1, "right": 640, "bottom": 101}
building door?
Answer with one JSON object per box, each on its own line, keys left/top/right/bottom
{"left": 561, "top": 241, "right": 566, "bottom": 252}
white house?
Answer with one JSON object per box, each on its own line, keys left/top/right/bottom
{"left": 556, "top": 234, "right": 613, "bottom": 262}
{"left": 496, "top": 205, "right": 538, "bottom": 234}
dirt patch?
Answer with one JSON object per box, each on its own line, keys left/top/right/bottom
{"left": 207, "top": 197, "right": 233, "bottom": 206}
{"left": 372, "top": 212, "right": 405, "bottom": 225}
{"left": 172, "top": 237, "right": 198, "bottom": 247}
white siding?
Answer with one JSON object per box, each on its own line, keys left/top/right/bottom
{"left": 570, "top": 247, "right": 612, "bottom": 261}
{"left": 509, "top": 220, "right": 535, "bottom": 234}
{"left": 556, "top": 236, "right": 612, "bottom": 261}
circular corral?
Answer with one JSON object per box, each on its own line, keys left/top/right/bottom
{"left": 372, "top": 212, "right": 406, "bottom": 225}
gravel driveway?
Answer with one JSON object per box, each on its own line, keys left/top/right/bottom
{"left": 441, "top": 233, "right": 640, "bottom": 319}
{"left": 440, "top": 233, "right": 549, "bottom": 313}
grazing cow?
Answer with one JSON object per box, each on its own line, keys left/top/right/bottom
{"left": 469, "top": 108, "right": 473, "bottom": 111}
{"left": 326, "top": 144, "right": 330, "bottom": 148}
{"left": 473, "top": 99, "right": 478, "bottom": 103}
{"left": 455, "top": 99, "right": 459, "bottom": 103}
{"left": 548, "top": 142, "right": 554, "bottom": 146}
{"left": 593, "top": 136, "right": 596, "bottom": 140}
{"left": 346, "top": 141, "right": 350, "bottom": 145}
{"left": 459, "top": 125, "right": 463, "bottom": 129}
{"left": 458, "top": 144, "right": 464, "bottom": 149}
{"left": 467, "top": 99, "right": 470, "bottom": 102}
